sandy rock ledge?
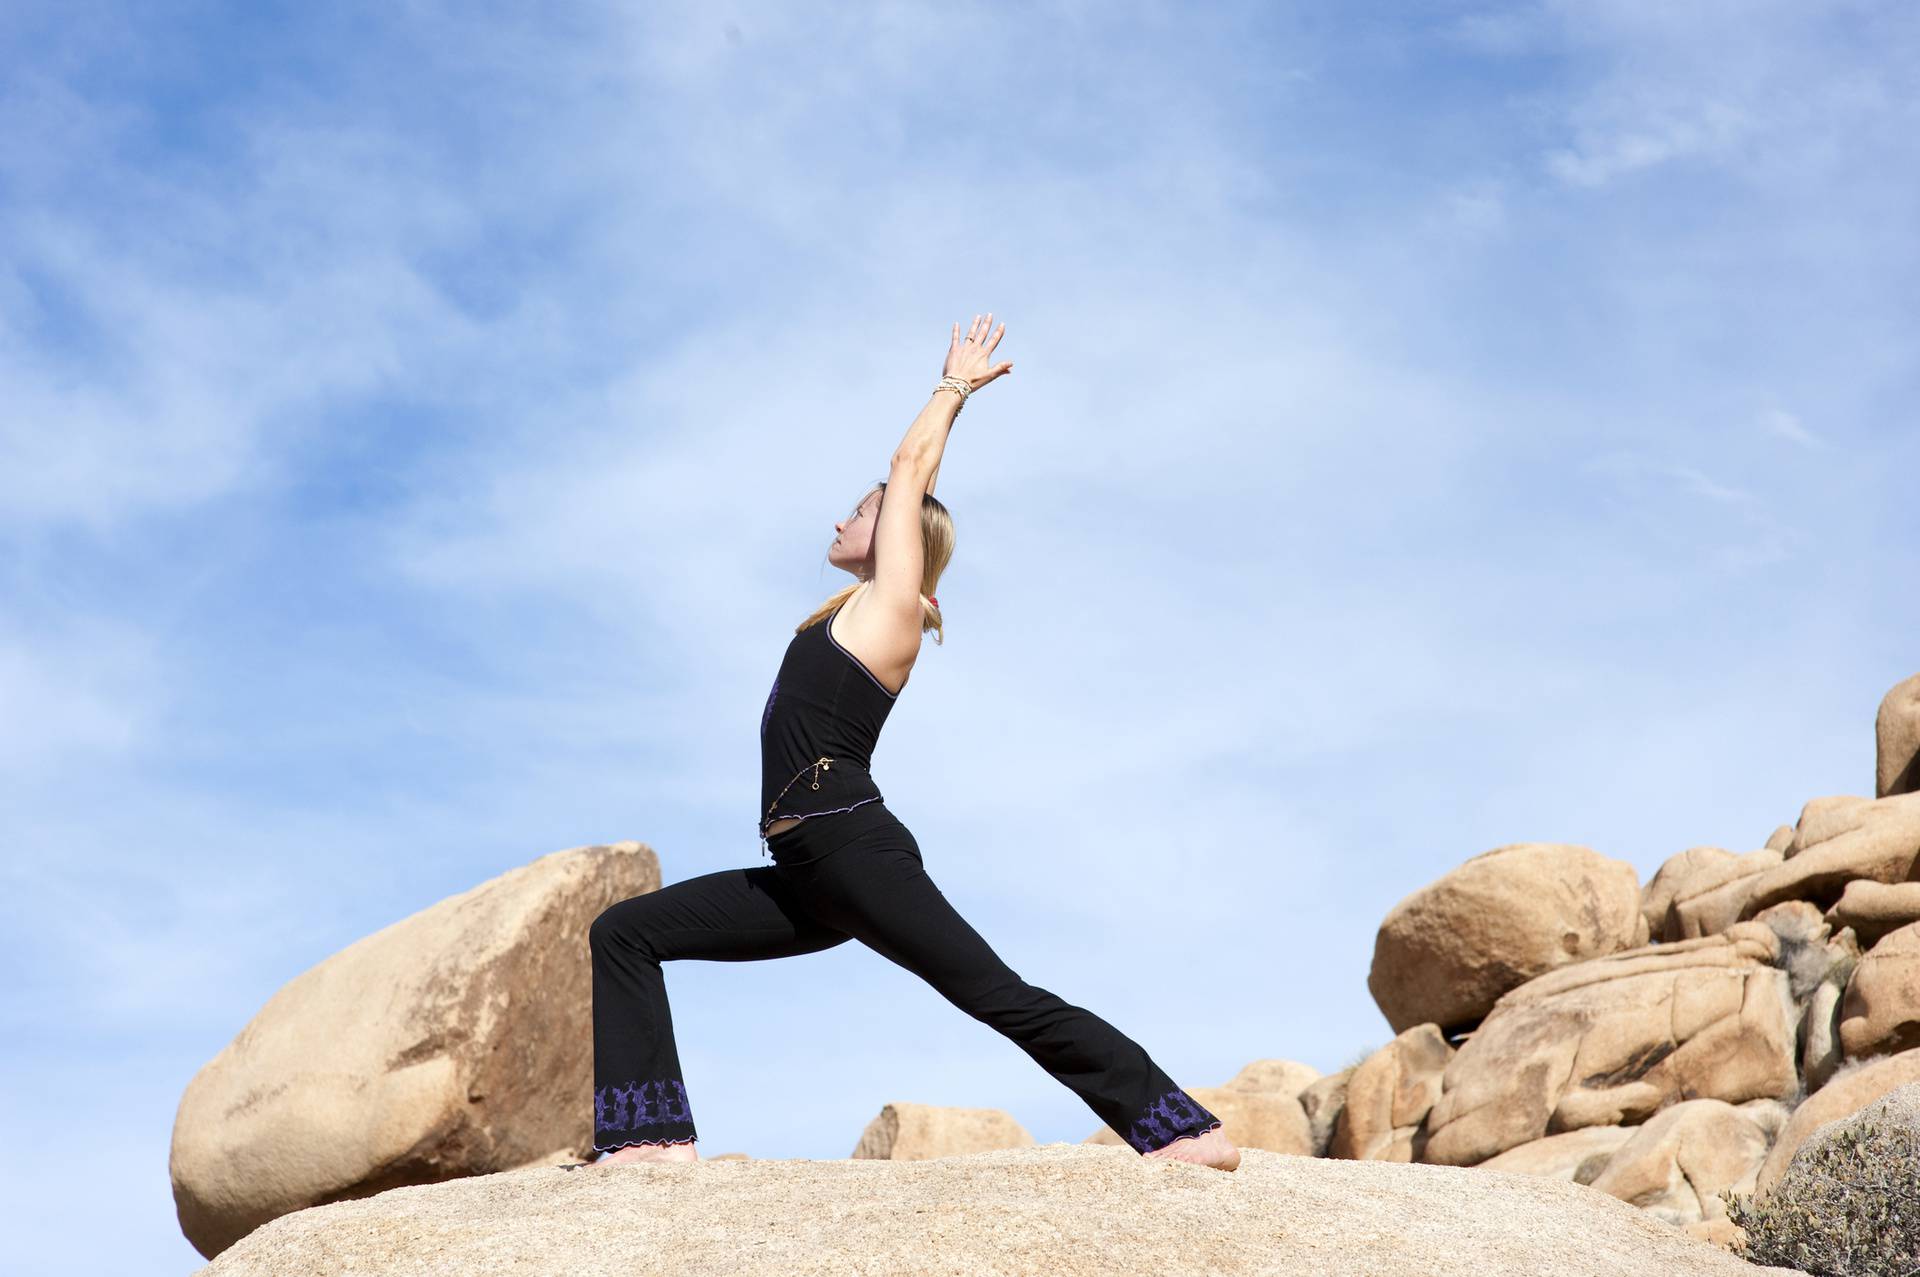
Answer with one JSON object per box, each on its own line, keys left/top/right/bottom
{"left": 201, "top": 1144, "right": 1800, "bottom": 1277}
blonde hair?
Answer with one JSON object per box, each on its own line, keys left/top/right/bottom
{"left": 797, "top": 479, "right": 953, "bottom": 645}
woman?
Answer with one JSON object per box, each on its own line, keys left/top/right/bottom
{"left": 585, "top": 312, "right": 1240, "bottom": 1171}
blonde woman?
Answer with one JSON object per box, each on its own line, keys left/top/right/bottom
{"left": 582, "top": 313, "right": 1239, "bottom": 1171}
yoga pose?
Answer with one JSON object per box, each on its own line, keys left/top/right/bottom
{"left": 586, "top": 313, "right": 1240, "bottom": 1172}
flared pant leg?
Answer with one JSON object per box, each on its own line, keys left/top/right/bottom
{"left": 588, "top": 865, "right": 850, "bottom": 1151}
{"left": 772, "top": 809, "right": 1221, "bottom": 1155}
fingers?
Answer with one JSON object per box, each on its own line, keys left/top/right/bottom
{"left": 954, "top": 312, "right": 1007, "bottom": 351}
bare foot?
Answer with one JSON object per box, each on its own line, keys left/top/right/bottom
{"left": 1143, "top": 1126, "right": 1240, "bottom": 1171}
{"left": 593, "top": 1140, "right": 699, "bottom": 1166}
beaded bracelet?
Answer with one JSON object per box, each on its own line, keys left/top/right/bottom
{"left": 935, "top": 375, "right": 971, "bottom": 412}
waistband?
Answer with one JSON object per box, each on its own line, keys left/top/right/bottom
{"left": 761, "top": 797, "right": 901, "bottom": 866}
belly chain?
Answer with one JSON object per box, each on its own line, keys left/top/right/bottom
{"left": 760, "top": 755, "right": 834, "bottom": 842}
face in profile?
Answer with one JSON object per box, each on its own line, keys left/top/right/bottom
{"left": 828, "top": 489, "right": 881, "bottom": 577}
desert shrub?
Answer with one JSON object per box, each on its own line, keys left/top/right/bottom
{"left": 1720, "top": 1116, "right": 1920, "bottom": 1276}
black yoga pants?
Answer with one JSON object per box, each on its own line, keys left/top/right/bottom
{"left": 587, "top": 800, "right": 1219, "bottom": 1155}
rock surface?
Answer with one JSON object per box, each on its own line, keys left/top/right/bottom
{"left": 851, "top": 1102, "right": 1033, "bottom": 1159}
{"left": 1584, "top": 1099, "right": 1779, "bottom": 1226}
{"left": 171, "top": 841, "right": 660, "bottom": 1258}
{"left": 1642, "top": 847, "right": 1782, "bottom": 943}
{"left": 1878, "top": 673, "right": 1920, "bottom": 798}
{"left": 198, "top": 1145, "right": 1801, "bottom": 1277}
{"left": 1477, "top": 1125, "right": 1636, "bottom": 1183}
{"left": 1422, "top": 923, "right": 1799, "bottom": 1167}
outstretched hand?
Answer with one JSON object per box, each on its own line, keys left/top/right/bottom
{"left": 943, "top": 312, "right": 1013, "bottom": 392}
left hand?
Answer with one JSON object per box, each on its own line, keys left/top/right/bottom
{"left": 943, "top": 312, "right": 1013, "bottom": 392}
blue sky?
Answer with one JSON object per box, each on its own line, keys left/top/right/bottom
{"left": 3, "top": 1, "right": 1916, "bottom": 1271}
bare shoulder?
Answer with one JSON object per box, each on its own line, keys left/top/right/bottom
{"left": 831, "top": 581, "right": 922, "bottom": 693}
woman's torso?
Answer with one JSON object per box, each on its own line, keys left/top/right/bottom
{"left": 760, "top": 583, "right": 918, "bottom": 839}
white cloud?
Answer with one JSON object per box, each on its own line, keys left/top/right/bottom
{"left": 1759, "top": 407, "right": 1822, "bottom": 449}
{"left": 1546, "top": 98, "right": 1751, "bottom": 187}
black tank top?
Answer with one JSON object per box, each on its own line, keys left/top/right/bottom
{"left": 758, "top": 599, "right": 899, "bottom": 853}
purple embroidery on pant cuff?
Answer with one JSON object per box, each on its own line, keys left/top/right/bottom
{"left": 594, "top": 1078, "right": 694, "bottom": 1135}
{"left": 1123, "top": 1088, "right": 1220, "bottom": 1154}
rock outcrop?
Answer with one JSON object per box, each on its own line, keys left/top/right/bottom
{"left": 197, "top": 1145, "right": 1800, "bottom": 1277}
{"left": 170, "top": 842, "right": 659, "bottom": 1258}
{"left": 174, "top": 671, "right": 1920, "bottom": 1265}
{"left": 1369, "top": 843, "right": 1649, "bottom": 1035}
{"left": 1421, "top": 923, "right": 1800, "bottom": 1167}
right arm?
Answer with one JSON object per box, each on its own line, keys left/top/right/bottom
{"left": 872, "top": 313, "right": 1013, "bottom": 610}
{"left": 892, "top": 313, "right": 1011, "bottom": 487}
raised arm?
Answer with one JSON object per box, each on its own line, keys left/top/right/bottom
{"left": 893, "top": 314, "right": 1009, "bottom": 476}
{"left": 870, "top": 313, "right": 1013, "bottom": 614}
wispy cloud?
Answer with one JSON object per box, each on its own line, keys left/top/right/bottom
{"left": 1759, "top": 407, "right": 1823, "bottom": 449}
{"left": 1546, "top": 98, "right": 1752, "bottom": 187}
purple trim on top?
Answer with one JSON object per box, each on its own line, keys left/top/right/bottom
{"left": 760, "top": 794, "right": 884, "bottom": 850}
{"left": 824, "top": 611, "right": 900, "bottom": 700}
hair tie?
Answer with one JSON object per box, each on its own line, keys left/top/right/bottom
{"left": 929, "top": 596, "right": 938, "bottom": 608}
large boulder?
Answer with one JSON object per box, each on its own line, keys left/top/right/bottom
{"left": 1878, "top": 673, "right": 1920, "bottom": 797}
{"left": 1583, "top": 1099, "right": 1783, "bottom": 1228}
{"left": 1327, "top": 1024, "right": 1451, "bottom": 1162}
{"left": 197, "top": 1145, "right": 1803, "bottom": 1277}
{"left": 1838, "top": 921, "right": 1920, "bottom": 1059}
{"left": 1421, "top": 921, "right": 1800, "bottom": 1167}
{"left": 1753, "top": 1045, "right": 1920, "bottom": 1194}
{"left": 1369, "top": 843, "right": 1649, "bottom": 1035}
{"left": 852, "top": 1102, "right": 1033, "bottom": 1160}
{"left": 1744, "top": 793, "right": 1920, "bottom": 915}
{"left": 170, "top": 841, "right": 659, "bottom": 1259}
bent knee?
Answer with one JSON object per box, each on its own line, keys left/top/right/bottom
{"left": 589, "top": 897, "right": 658, "bottom": 959}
